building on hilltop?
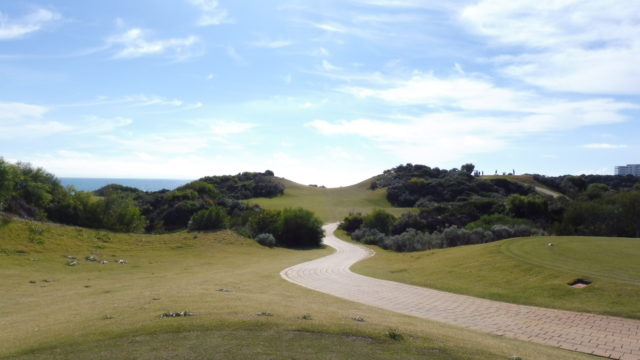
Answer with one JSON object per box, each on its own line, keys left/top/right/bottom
{"left": 615, "top": 164, "right": 640, "bottom": 176}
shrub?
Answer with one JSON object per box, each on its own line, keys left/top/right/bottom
{"left": 363, "top": 209, "right": 396, "bottom": 235}
{"left": 381, "top": 228, "right": 430, "bottom": 252}
{"left": 387, "top": 328, "right": 404, "bottom": 341}
{"left": 188, "top": 206, "right": 229, "bottom": 231}
{"left": 255, "top": 233, "right": 276, "bottom": 248}
{"left": 465, "top": 214, "right": 534, "bottom": 230}
{"left": 249, "top": 209, "right": 281, "bottom": 236}
{"left": 276, "top": 208, "right": 324, "bottom": 248}
{"left": 351, "top": 227, "right": 387, "bottom": 246}
{"left": 339, "top": 212, "right": 364, "bottom": 233}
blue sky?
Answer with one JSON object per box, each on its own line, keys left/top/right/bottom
{"left": 1, "top": 0, "right": 639, "bottom": 186}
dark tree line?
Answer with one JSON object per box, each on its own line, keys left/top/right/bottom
{"left": 372, "top": 163, "right": 533, "bottom": 207}
{"left": 0, "top": 159, "right": 323, "bottom": 248}
{"left": 343, "top": 164, "right": 640, "bottom": 252}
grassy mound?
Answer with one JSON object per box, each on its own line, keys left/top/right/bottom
{"left": 251, "top": 178, "right": 411, "bottom": 223}
{"left": 348, "top": 230, "right": 640, "bottom": 319}
{"left": 0, "top": 218, "right": 593, "bottom": 360}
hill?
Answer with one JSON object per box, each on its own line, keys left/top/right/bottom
{"left": 0, "top": 217, "right": 592, "bottom": 360}
{"left": 251, "top": 177, "right": 412, "bottom": 223}
{"left": 346, "top": 231, "right": 640, "bottom": 319}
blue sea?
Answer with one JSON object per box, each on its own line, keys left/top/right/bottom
{"left": 60, "top": 178, "right": 192, "bottom": 192}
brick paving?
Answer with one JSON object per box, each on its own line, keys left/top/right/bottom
{"left": 281, "top": 224, "right": 640, "bottom": 359}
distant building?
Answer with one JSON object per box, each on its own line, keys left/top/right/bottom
{"left": 615, "top": 164, "right": 640, "bottom": 176}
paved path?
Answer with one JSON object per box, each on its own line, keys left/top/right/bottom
{"left": 281, "top": 224, "right": 640, "bottom": 360}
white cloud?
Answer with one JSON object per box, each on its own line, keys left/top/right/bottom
{"left": 75, "top": 116, "right": 132, "bottom": 134}
{"left": 108, "top": 28, "right": 200, "bottom": 60}
{"left": 582, "top": 143, "right": 628, "bottom": 149}
{"left": 226, "top": 46, "right": 247, "bottom": 65}
{"left": 104, "top": 134, "right": 211, "bottom": 155}
{"left": 461, "top": 0, "right": 640, "bottom": 94}
{"left": 309, "top": 71, "right": 638, "bottom": 163}
{"left": 340, "top": 73, "right": 537, "bottom": 112}
{"left": 299, "top": 102, "right": 314, "bottom": 109}
{"left": 0, "top": 102, "right": 49, "bottom": 121}
{"left": 56, "top": 150, "right": 93, "bottom": 159}
{"left": 210, "top": 120, "right": 256, "bottom": 135}
{"left": 250, "top": 39, "right": 294, "bottom": 48}
{"left": 0, "top": 8, "right": 61, "bottom": 40}
{"left": 352, "top": 14, "right": 422, "bottom": 24}
{"left": 309, "top": 47, "right": 330, "bottom": 57}
{"left": 321, "top": 59, "right": 341, "bottom": 71}
{"left": 0, "top": 121, "right": 72, "bottom": 139}
{"left": 188, "top": 0, "right": 233, "bottom": 26}
{"left": 351, "top": 0, "right": 457, "bottom": 9}
{"left": 125, "top": 94, "right": 183, "bottom": 107}
{"left": 500, "top": 46, "right": 640, "bottom": 95}
{"left": 314, "top": 23, "right": 348, "bottom": 33}
{"left": 0, "top": 102, "right": 66, "bottom": 139}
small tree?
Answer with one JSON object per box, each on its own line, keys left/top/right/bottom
{"left": 188, "top": 205, "right": 229, "bottom": 231}
{"left": 249, "top": 209, "right": 281, "bottom": 236}
{"left": 460, "top": 163, "right": 475, "bottom": 175}
{"left": 276, "top": 208, "right": 324, "bottom": 248}
{"left": 339, "top": 212, "right": 364, "bottom": 233}
{"left": 363, "top": 209, "right": 396, "bottom": 235}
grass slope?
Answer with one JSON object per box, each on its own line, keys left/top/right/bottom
{"left": 0, "top": 218, "right": 594, "bottom": 360}
{"left": 251, "top": 178, "right": 411, "bottom": 222}
{"left": 483, "top": 174, "right": 563, "bottom": 197}
{"left": 347, "top": 230, "right": 640, "bottom": 319}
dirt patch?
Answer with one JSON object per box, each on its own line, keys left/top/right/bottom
{"left": 568, "top": 279, "right": 591, "bottom": 288}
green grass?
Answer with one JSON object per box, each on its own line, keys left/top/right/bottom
{"left": 483, "top": 174, "right": 563, "bottom": 197}
{"left": 346, "top": 230, "right": 640, "bottom": 319}
{"left": 251, "top": 178, "right": 412, "bottom": 223}
{"left": 0, "top": 218, "right": 595, "bottom": 360}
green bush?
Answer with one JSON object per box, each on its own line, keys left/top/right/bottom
{"left": 249, "top": 209, "right": 281, "bottom": 236}
{"left": 90, "top": 194, "right": 148, "bottom": 233}
{"left": 255, "top": 233, "right": 276, "bottom": 248}
{"left": 339, "top": 212, "right": 364, "bottom": 233}
{"left": 363, "top": 209, "right": 396, "bottom": 235}
{"left": 465, "top": 214, "right": 534, "bottom": 230}
{"left": 276, "top": 208, "right": 324, "bottom": 248}
{"left": 188, "top": 206, "right": 229, "bottom": 231}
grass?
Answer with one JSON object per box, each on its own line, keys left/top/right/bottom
{"left": 0, "top": 217, "right": 595, "bottom": 360}
{"left": 483, "top": 174, "right": 563, "bottom": 197}
{"left": 251, "top": 177, "right": 412, "bottom": 223}
{"left": 345, "top": 229, "right": 640, "bottom": 319}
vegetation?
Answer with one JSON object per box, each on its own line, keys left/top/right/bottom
{"left": 533, "top": 174, "right": 640, "bottom": 197}
{"left": 0, "top": 160, "right": 316, "bottom": 247}
{"left": 370, "top": 163, "right": 534, "bottom": 207}
{"left": 339, "top": 164, "right": 640, "bottom": 252}
{"left": 344, "top": 230, "right": 640, "bottom": 319}
{"left": 187, "top": 205, "right": 229, "bottom": 231}
{"left": 276, "top": 208, "right": 325, "bottom": 248}
{"left": 0, "top": 218, "right": 593, "bottom": 360}
{"left": 341, "top": 209, "right": 544, "bottom": 252}
{"left": 199, "top": 171, "right": 284, "bottom": 199}
{"left": 251, "top": 178, "right": 410, "bottom": 223}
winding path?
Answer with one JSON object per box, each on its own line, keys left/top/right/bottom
{"left": 281, "top": 224, "right": 640, "bottom": 360}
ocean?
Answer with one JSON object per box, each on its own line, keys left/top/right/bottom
{"left": 60, "top": 178, "right": 192, "bottom": 192}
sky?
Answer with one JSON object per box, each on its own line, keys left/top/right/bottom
{"left": 1, "top": 0, "right": 639, "bottom": 187}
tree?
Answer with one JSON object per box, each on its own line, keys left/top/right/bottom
{"left": 188, "top": 205, "right": 229, "bottom": 231}
{"left": 249, "top": 209, "right": 281, "bottom": 236}
{"left": 276, "top": 208, "right": 324, "bottom": 248}
{"left": 363, "top": 209, "right": 396, "bottom": 235}
{"left": 505, "top": 194, "right": 547, "bottom": 220}
{"left": 461, "top": 163, "right": 475, "bottom": 175}
{"left": 90, "top": 194, "right": 147, "bottom": 233}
